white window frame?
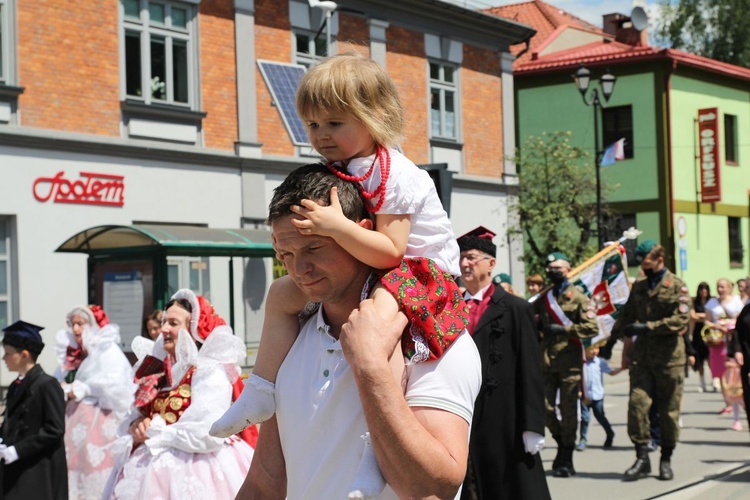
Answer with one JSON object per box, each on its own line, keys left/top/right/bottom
{"left": 120, "top": 0, "right": 198, "bottom": 108}
{"left": 0, "top": 217, "right": 14, "bottom": 329}
{"left": 0, "top": 0, "right": 7, "bottom": 84}
{"left": 293, "top": 29, "right": 326, "bottom": 68}
{"left": 167, "top": 256, "right": 209, "bottom": 297}
{"left": 0, "top": 0, "right": 18, "bottom": 86}
{"left": 429, "top": 60, "right": 459, "bottom": 141}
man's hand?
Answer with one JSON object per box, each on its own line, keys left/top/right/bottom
{"left": 624, "top": 322, "right": 650, "bottom": 337}
{"left": 290, "top": 187, "right": 353, "bottom": 238}
{"left": 129, "top": 416, "right": 152, "bottom": 445}
{"left": 522, "top": 431, "right": 545, "bottom": 455}
{"left": 543, "top": 323, "right": 567, "bottom": 337}
{"left": 736, "top": 352, "right": 745, "bottom": 367}
{"left": 599, "top": 339, "right": 616, "bottom": 360}
{"left": 340, "top": 299, "right": 408, "bottom": 367}
{"left": 0, "top": 446, "right": 18, "bottom": 464}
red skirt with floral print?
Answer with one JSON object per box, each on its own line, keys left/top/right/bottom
{"left": 380, "top": 257, "right": 468, "bottom": 363}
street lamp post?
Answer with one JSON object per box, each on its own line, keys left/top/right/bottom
{"left": 309, "top": 0, "right": 338, "bottom": 56}
{"left": 572, "top": 66, "right": 617, "bottom": 250}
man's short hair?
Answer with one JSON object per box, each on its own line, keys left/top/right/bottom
{"left": 267, "top": 163, "right": 369, "bottom": 225}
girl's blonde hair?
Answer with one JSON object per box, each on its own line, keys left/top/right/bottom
{"left": 296, "top": 53, "right": 404, "bottom": 147}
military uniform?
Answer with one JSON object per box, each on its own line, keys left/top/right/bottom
{"left": 536, "top": 282, "right": 598, "bottom": 450}
{"left": 604, "top": 239, "right": 691, "bottom": 481}
{"left": 612, "top": 269, "right": 690, "bottom": 449}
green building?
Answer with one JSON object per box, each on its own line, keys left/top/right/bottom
{"left": 509, "top": 9, "right": 750, "bottom": 291}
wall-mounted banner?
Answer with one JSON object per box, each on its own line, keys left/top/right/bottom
{"left": 33, "top": 171, "right": 125, "bottom": 207}
{"left": 697, "top": 108, "right": 721, "bottom": 203}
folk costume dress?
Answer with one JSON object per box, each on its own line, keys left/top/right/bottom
{"left": 104, "top": 292, "right": 254, "bottom": 500}
{"left": 327, "top": 146, "right": 468, "bottom": 364}
{"left": 53, "top": 306, "right": 135, "bottom": 500}
{"left": 705, "top": 296, "right": 744, "bottom": 380}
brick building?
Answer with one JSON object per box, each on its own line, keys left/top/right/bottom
{"left": 0, "top": 0, "right": 533, "bottom": 376}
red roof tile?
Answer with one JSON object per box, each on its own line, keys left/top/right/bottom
{"left": 514, "top": 40, "right": 750, "bottom": 82}
{"left": 483, "top": 0, "right": 604, "bottom": 65}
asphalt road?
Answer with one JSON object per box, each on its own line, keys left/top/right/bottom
{"left": 543, "top": 358, "right": 750, "bottom": 499}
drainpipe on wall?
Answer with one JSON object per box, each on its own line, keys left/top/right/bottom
{"left": 665, "top": 58, "right": 678, "bottom": 269}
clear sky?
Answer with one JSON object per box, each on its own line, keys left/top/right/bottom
{"left": 447, "top": 0, "right": 661, "bottom": 29}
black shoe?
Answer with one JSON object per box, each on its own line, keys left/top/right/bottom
{"left": 554, "top": 465, "right": 572, "bottom": 478}
{"left": 658, "top": 460, "right": 673, "bottom": 480}
{"left": 624, "top": 457, "right": 651, "bottom": 481}
{"left": 604, "top": 432, "right": 614, "bottom": 448}
{"left": 554, "top": 447, "right": 576, "bottom": 477}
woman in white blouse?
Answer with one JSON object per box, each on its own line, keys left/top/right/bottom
{"left": 104, "top": 289, "right": 254, "bottom": 499}
{"left": 704, "top": 278, "right": 745, "bottom": 430}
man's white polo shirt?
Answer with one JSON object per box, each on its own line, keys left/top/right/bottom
{"left": 276, "top": 305, "right": 481, "bottom": 499}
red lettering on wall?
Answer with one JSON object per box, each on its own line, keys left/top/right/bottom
{"left": 33, "top": 171, "right": 125, "bottom": 207}
{"left": 697, "top": 108, "right": 721, "bottom": 203}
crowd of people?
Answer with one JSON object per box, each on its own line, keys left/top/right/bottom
{"left": 1, "top": 52, "right": 749, "bottom": 500}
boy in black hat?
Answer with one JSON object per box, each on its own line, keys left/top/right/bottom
{"left": 1, "top": 320, "right": 67, "bottom": 500}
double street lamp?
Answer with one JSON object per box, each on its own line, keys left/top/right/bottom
{"left": 572, "top": 66, "right": 617, "bottom": 249}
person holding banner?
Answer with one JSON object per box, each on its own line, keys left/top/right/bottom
{"left": 534, "top": 252, "right": 598, "bottom": 478}
{"left": 457, "top": 227, "right": 550, "bottom": 499}
{"left": 600, "top": 240, "right": 690, "bottom": 482}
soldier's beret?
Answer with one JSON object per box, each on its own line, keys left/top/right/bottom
{"left": 635, "top": 239, "right": 657, "bottom": 262}
{"left": 547, "top": 252, "right": 569, "bottom": 263}
{"left": 492, "top": 273, "right": 512, "bottom": 285}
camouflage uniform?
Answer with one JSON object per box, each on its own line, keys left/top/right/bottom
{"left": 535, "top": 283, "right": 598, "bottom": 448}
{"left": 611, "top": 269, "right": 691, "bottom": 450}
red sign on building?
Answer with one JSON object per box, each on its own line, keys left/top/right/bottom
{"left": 33, "top": 171, "right": 125, "bottom": 207}
{"left": 697, "top": 108, "right": 721, "bottom": 203}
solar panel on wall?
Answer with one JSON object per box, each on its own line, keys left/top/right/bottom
{"left": 257, "top": 60, "right": 309, "bottom": 146}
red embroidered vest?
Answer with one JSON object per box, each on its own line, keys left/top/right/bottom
{"left": 143, "top": 366, "right": 195, "bottom": 424}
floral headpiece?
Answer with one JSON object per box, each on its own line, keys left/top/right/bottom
{"left": 66, "top": 304, "right": 109, "bottom": 329}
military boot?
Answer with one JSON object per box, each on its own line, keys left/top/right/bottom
{"left": 659, "top": 448, "right": 674, "bottom": 480}
{"left": 623, "top": 444, "right": 651, "bottom": 481}
{"left": 553, "top": 447, "right": 576, "bottom": 478}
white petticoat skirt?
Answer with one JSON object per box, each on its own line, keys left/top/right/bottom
{"left": 111, "top": 437, "right": 254, "bottom": 500}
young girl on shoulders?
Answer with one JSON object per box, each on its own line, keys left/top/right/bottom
{"left": 211, "top": 52, "right": 468, "bottom": 498}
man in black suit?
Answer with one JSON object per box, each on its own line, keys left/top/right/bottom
{"left": 1, "top": 320, "right": 67, "bottom": 500}
{"left": 458, "top": 227, "right": 550, "bottom": 499}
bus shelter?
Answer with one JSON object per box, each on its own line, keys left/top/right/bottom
{"left": 56, "top": 224, "right": 275, "bottom": 350}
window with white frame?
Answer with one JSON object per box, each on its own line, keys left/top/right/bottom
{"left": 0, "top": 218, "right": 12, "bottom": 329}
{"left": 429, "top": 61, "right": 457, "bottom": 140}
{"left": 122, "top": 0, "right": 195, "bottom": 106}
{"left": 294, "top": 30, "right": 326, "bottom": 68}
{"left": 0, "top": 0, "right": 5, "bottom": 84}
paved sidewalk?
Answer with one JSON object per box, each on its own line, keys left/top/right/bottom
{"left": 544, "top": 363, "right": 750, "bottom": 499}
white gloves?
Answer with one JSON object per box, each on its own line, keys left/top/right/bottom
{"left": 0, "top": 444, "right": 19, "bottom": 464}
{"left": 522, "top": 431, "right": 545, "bottom": 455}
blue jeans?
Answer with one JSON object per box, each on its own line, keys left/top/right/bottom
{"left": 580, "top": 399, "right": 614, "bottom": 441}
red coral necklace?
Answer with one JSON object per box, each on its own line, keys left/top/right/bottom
{"left": 326, "top": 145, "right": 390, "bottom": 213}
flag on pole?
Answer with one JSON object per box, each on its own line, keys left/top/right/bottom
{"left": 600, "top": 138, "right": 626, "bottom": 167}
{"left": 569, "top": 243, "right": 630, "bottom": 346}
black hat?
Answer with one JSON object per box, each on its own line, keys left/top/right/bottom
{"left": 2, "top": 320, "right": 45, "bottom": 355}
{"left": 457, "top": 226, "right": 497, "bottom": 257}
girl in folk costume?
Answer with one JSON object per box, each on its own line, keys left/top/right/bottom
{"left": 211, "top": 52, "right": 467, "bottom": 498}
{"left": 704, "top": 278, "right": 745, "bottom": 430}
{"left": 53, "top": 305, "right": 135, "bottom": 499}
{"left": 104, "top": 289, "right": 254, "bottom": 499}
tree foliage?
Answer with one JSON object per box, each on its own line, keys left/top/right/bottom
{"left": 655, "top": 0, "right": 750, "bottom": 68}
{"left": 512, "top": 131, "right": 614, "bottom": 276}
